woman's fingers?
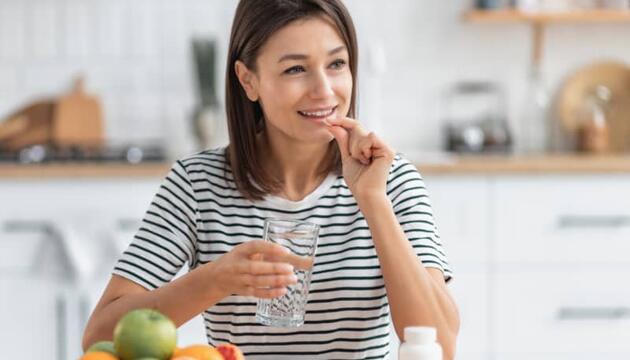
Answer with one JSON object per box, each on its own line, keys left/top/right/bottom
{"left": 238, "top": 260, "right": 294, "bottom": 275}
{"left": 263, "top": 253, "right": 314, "bottom": 271}
{"left": 240, "top": 273, "right": 298, "bottom": 287}
{"left": 326, "top": 123, "right": 350, "bottom": 159}
{"left": 238, "top": 239, "right": 290, "bottom": 257}
{"left": 250, "top": 287, "right": 288, "bottom": 299}
{"left": 327, "top": 117, "right": 388, "bottom": 165}
{"left": 325, "top": 117, "right": 359, "bottom": 129}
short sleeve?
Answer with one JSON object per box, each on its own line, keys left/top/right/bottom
{"left": 386, "top": 155, "right": 452, "bottom": 282}
{"left": 113, "top": 160, "right": 199, "bottom": 290}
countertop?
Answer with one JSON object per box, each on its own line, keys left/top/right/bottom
{"left": 413, "top": 153, "right": 630, "bottom": 174}
{"left": 0, "top": 162, "right": 172, "bottom": 178}
{"left": 2, "top": 153, "right": 630, "bottom": 179}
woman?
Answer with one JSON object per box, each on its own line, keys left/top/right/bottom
{"left": 83, "top": 0, "right": 459, "bottom": 358}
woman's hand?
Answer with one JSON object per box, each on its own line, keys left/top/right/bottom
{"left": 207, "top": 240, "right": 299, "bottom": 299}
{"left": 326, "top": 117, "right": 396, "bottom": 201}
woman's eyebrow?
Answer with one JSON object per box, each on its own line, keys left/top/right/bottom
{"left": 278, "top": 45, "right": 347, "bottom": 63}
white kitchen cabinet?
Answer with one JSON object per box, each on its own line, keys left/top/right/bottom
{"left": 424, "top": 176, "right": 491, "bottom": 359}
{"left": 492, "top": 175, "right": 630, "bottom": 267}
{"left": 0, "top": 276, "right": 60, "bottom": 359}
{"left": 493, "top": 270, "right": 630, "bottom": 359}
{"left": 0, "top": 177, "right": 207, "bottom": 358}
{"left": 426, "top": 174, "right": 630, "bottom": 359}
{"left": 491, "top": 175, "right": 630, "bottom": 359}
{"left": 425, "top": 176, "right": 491, "bottom": 266}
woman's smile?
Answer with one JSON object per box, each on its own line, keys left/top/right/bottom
{"left": 297, "top": 105, "right": 338, "bottom": 122}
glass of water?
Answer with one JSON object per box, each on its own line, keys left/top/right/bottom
{"left": 256, "top": 218, "right": 319, "bottom": 327}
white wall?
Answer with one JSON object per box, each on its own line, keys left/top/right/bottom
{"left": 1, "top": 0, "right": 630, "bottom": 157}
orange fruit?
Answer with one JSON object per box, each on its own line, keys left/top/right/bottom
{"left": 172, "top": 345, "right": 224, "bottom": 360}
{"left": 170, "top": 357, "right": 198, "bottom": 360}
{"left": 79, "top": 351, "right": 118, "bottom": 360}
{"left": 216, "top": 344, "right": 244, "bottom": 360}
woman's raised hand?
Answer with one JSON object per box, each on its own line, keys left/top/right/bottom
{"left": 325, "top": 117, "right": 396, "bottom": 201}
{"left": 208, "top": 240, "right": 298, "bottom": 299}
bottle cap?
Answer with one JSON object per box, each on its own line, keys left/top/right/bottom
{"left": 404, "top": 326, "right": 437, "bottom": 344}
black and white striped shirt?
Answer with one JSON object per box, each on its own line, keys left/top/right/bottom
{"left": 113, "top": 147, "right": 452, "bottom": 359}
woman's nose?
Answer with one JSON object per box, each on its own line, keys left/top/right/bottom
{"left": 309, "top": 70, "right": 335, "bottom": 99}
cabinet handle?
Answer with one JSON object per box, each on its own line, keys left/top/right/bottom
{"left": 556, "top": 306, "right": 630, "bottom": 321}
{"left": 3, "top": 220, "right": 56, "bottom": 235}
{"left": 557, "top": 215, "right": 630, "bottom": 229}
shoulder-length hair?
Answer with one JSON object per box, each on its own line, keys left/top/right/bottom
{"left": 225, "top": 0, "right": 358, "bottom": 201}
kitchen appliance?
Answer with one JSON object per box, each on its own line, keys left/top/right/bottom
{"left": 190, "top": 37, "right": 226, "bottom": 150}
{"left": 0, "top": 77, "right": 104, "bottom": 152}
{"left": 441, "top": 81, "right": 512, "bottom": 153}
{"left": 0, "top": 143, "right": 166, "bottom": 164}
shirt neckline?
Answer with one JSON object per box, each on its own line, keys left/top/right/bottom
{"left": 259, "top": 173, "right": 339, "bottom": 210}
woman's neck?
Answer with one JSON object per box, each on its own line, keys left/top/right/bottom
{"left": 259, "top": 131, "right": 332, "bottom": 201}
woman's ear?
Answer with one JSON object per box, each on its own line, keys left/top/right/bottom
{"left": 234, "top": 60, "right": 259, "bottom": 102}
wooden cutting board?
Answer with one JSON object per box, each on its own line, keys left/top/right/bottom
{"left": 0, "top": 77, "right": 104, "bottom": 151}
{"left": 557, "top": 61, "right": 630, "bottom": 152}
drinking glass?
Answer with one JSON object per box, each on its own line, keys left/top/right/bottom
{"left": 255, "top": 218, "right": 319, "bottom": 327}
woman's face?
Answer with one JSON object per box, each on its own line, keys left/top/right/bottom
{"left": 237, "top": 16, "right": 353, "bottom": 145}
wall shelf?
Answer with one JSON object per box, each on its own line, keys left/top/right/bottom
{"left": 464, "top": 9, "right": 630, "bottom": 67}
{"left": 465, "top": 9, "right": 630, "bottom": 24}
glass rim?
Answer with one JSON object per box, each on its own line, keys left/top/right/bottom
{"left": 264, "top": 218, "right": 320, "bottom": 231}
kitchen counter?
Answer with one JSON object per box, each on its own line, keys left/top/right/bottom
{"left": 0, "top": 163, "right": 171, "bottom": 178}
{"left": 415, "top": 153, "right": 630, "bottom": 174}
{"left": 2, "top": 154, "right": 630, "bottom": 178}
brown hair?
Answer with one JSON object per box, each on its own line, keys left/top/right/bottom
{"left": 225, "top": 0, "right": 358, "bottom": 201}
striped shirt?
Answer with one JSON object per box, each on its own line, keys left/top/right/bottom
{"left": 113, "top": 147, "right": 452, "bottom": 359}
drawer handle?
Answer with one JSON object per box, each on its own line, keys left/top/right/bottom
{"left": 557, "top": 306, "right": 630, "bottom": 321}
{"left": 557, "top": 215, "right": 630, "bottom": 229}
{"left": 3, "top": 220, "right": 55, "bottom": 234}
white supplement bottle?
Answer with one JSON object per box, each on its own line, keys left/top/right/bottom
{"left": 398, "top": 326, "right": 442, "bottom": 360}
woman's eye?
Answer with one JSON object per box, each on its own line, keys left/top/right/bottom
{"left": 330, "top": 59, "right": 346, "bottom": 69}
{"left": 284, "top": 65, "right": 305, "bottom": 75}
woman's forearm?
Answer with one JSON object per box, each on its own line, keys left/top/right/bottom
{"left": 357, "top": 194, "right": 460, "bottom": 360}
{"left": 83, "top": 262, "right": 224, "bottom": 350}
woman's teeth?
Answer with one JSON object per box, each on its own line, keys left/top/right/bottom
{"left": 298, "top": 107, "right": 335, "bottom": 118}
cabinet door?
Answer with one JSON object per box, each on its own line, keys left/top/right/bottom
{"left": 493, "top": 175, "right": 630, "bottom": 266}
{"left": 0, "top": 179, "right": 162, "bottom": 357}
{"left": 449, "top": 269, "right": 490, "bottom": 359}
{"left": 0, "top": 276, "right": 60, "bottom": 359}
{"left": 423, "top": 176, "right": 491, "bottom": 358}
{"left": 423, "top": 176, "right": 491, "bottom": 265}
{"left": 493, "top": 270, "right": 630, "bottom": 359}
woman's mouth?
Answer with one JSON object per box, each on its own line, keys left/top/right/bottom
{"left": 297, "top": 106, "right": 337, "bottom": 121}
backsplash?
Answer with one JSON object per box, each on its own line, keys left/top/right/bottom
{"left": 1, "top": 0, "right": 630, "bottom": 158}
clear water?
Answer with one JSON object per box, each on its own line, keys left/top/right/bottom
{"left": 256, "top": 220, "right": 318, "bottom": 327}
{"left": 256, "top": 264, "right": 313, "bottom": 327}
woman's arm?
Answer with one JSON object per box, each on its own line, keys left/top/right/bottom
{"left": 83, "top": 263, "right": 224, "bottom": 350}
{"left": 325, "top": 117, "right": 460, "bottom": 359}
{"left": 82, "top": 240, "right": 296, "bottom": 351}
{"left": 357, "top": 194, "right": 460, "bottom": 360}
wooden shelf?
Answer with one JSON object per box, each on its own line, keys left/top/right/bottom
{"left": 464, "top": 9, "right": 630, "bottom": 67}
{"left": 465, "top": 9, "right": 630, "bottom": 24}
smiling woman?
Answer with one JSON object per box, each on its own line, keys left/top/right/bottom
{"left": 82, "top": 1, "right": 459, "bottom": 359}
{"left": 226, "top": 0, "right": 358, "bottom": 201}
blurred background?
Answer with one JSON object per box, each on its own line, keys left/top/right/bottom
{"left": 2, "top": 0, "right": 630, "bottom": 359}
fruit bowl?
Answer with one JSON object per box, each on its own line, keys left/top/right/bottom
{"left": 81, "top": 309, "right": 244, "bottom": 360}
